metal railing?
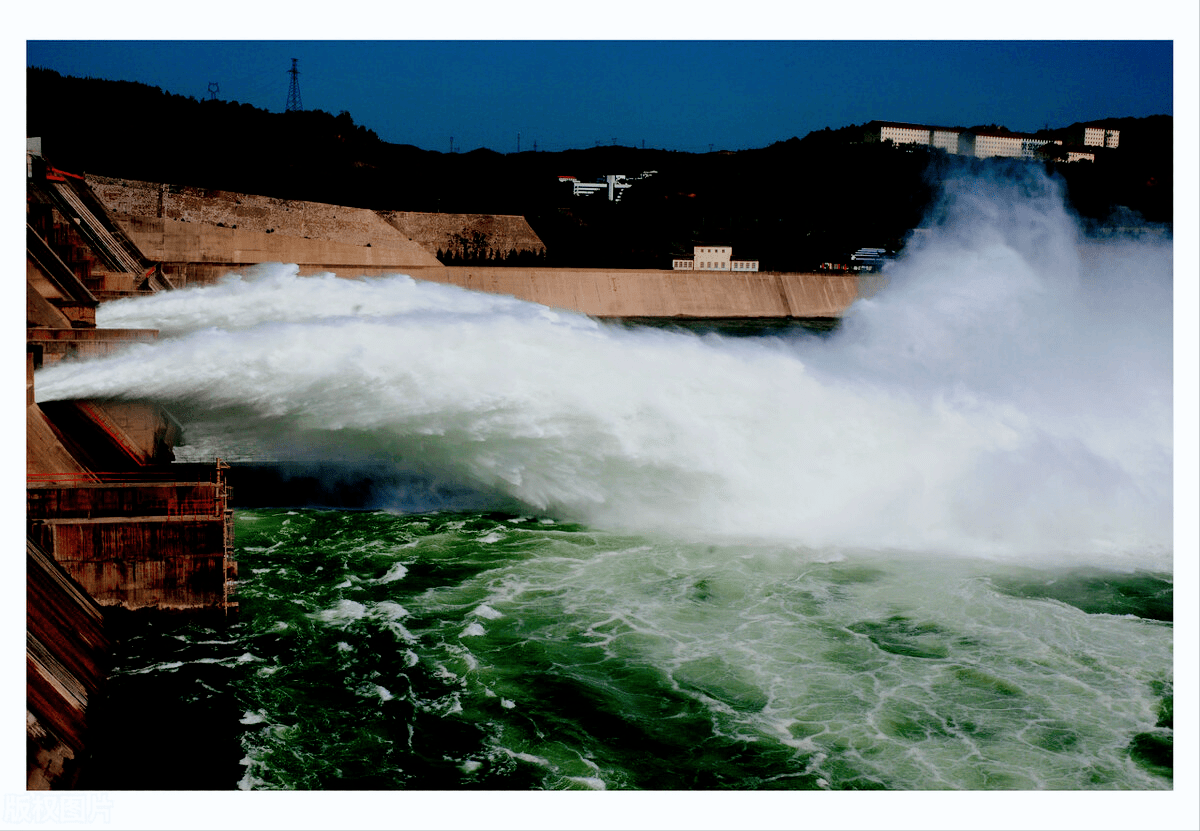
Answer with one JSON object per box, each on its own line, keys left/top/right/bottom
{"left": 27, "top": 466, "right": 225, "bottom": 485}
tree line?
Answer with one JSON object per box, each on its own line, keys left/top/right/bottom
{"left": 28, "top": 68, "right": 1172, "bottom": 271}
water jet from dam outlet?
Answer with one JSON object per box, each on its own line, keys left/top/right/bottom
{"left": 38, "top": 163, "right": 1173, "bottom": 568}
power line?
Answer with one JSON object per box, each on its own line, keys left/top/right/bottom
{"left": 285, "top": 58, "right": 303, "bottom": 112}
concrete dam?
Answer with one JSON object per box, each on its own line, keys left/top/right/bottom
{"left": 26, "top": 157, "right": 883, "bottom": 789}
{"left": 84, "top": 174, "right": 882, "bottom": 318}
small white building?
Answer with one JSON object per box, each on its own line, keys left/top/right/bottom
{"left": 673, "top": 246, "right": 759, "bottom": 272}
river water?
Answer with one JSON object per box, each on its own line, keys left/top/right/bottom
{"left": 35, "top": 164, "right": 1180, "bottom": 809}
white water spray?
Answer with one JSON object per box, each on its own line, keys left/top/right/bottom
{"left": 35, "top": 164, "right": 1172, "bottom": 562}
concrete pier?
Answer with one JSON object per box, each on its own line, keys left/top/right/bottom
{"left": 27, "top": 473, "right": 237, "bottom": 612}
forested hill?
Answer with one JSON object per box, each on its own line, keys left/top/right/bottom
{"left": 27, "top": 68, "right": 1172, "bottom": 271}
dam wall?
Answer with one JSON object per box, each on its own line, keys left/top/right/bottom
{"left": 403, "top": 266, "right": 864, "bottom": 318}
{"left": 86, "top": 175, "right": 881, "bottom": 317}
{"left": 87, "top": 175, "right": 443, "bottom": 286}
{"left": 86, "top": 175, "right": 425, "bottom": 247}
{"left": 88, "top": 174, "right": 545, "bottom": 260}
{"left": 103, "top": 212, "right": 872, "bottom": 317}
{"left": 377, "top": 210, "right": 545, "bottom": 259}
{"left": 27, "top": 479, "right": 235, "bottom": 612}
{"left": 116, "top": 214, "right": 442, "bottom": 285}
{"left": 27, "top": 538, "right": 111, "bottom": 789}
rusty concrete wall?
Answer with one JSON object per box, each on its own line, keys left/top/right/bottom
{"left": 27, "top": 366, "right": 236, "bottom": 613}
{"left": 28, "top": 406, "right": 93, "bottom": 479}
{"left": 26, "top": 421, "right": 237, "bottom": 612}
{"left": 402, "top": 266, "right": 862, "bottom": 318}
{"left": 378, "top": 211, "right": 545, "bottom": 258}
{"left": 30, "top": 517, "right": 230, "bottom": 611}
{"left": 92, "top": 401, "right": 182, "bottom": 464}
{"left": 27, "top": 539, "right": 111, "bottom": 789}
{"left": 27, "top": 327, "right": 159, "bottom": 367}
{"left": 28, "top": 280, "right": 77, "bottom": 329}
{"left": 33, "top": 399, "right": 179, "bottom": 470}
{"left": 28, "top": 482, "right": 225, "bottom": 520}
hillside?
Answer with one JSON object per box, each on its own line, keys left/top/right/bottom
{"left": 27, "top": 68, "right": 1172, "bottom": 271}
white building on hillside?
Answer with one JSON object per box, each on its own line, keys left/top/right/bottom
{"left": 1081, "top": 125, "right": 1120, "bottom": 148}
{"left": 863, "top": 120, "right": 1110, "bottom": 160}
{"left": 866, "top": 121, "right": 976, "bottom": 155}
{"left": 673, "top": 246, "right": 759, "bottom": 272}
{"left": 557, "top": 171, "right": 657, "bottom": 202}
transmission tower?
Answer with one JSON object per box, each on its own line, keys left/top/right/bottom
{"left": 207, "top": 82, "right": 219, "bottom": 101}
{"left": 286, "top": 58, "right": 303, "bottom": 112}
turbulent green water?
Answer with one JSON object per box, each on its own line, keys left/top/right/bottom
{"left": 85, "top": 508, "right": 1172, "bottom": 791}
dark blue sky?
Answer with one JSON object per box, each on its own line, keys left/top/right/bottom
{"left": 26, "top": 40, "right": 1174, "bottom": 154}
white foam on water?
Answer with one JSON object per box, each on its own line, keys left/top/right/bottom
{"left": 126, "top": 660, "right": 185, "bottom": 675}
{"left": 373, "top": 600, "right": 409, "bottom": 619}
{"left": 377, "top": 562, "right": 409, "bottom": 583}
{"left": 505, "top": 749, "right": 551, "bottom": 767}
{"left": 315, "top": 599, "right": 367, "bottom": 625}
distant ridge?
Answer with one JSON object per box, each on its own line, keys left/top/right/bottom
{"left": 28, "top": 68, "right": 1172, "bottom": 271}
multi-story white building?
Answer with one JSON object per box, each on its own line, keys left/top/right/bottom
{"left": 866, "top": 121, "right": 974, "bottom": 155}
{"left": 673, "top": 246, "right": 759, "bottom": 272}
{"left": 865, "top": 120, "right": 1112, "bottom": 160}
{"left": 968, "top": 131, "right": 1033, "bottom": 159}
{"left": 1081, "top": 125, "right": 1120, "bottom": 148}
{"left": 930, "top": 128, "right": 961, "bottom": 153}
